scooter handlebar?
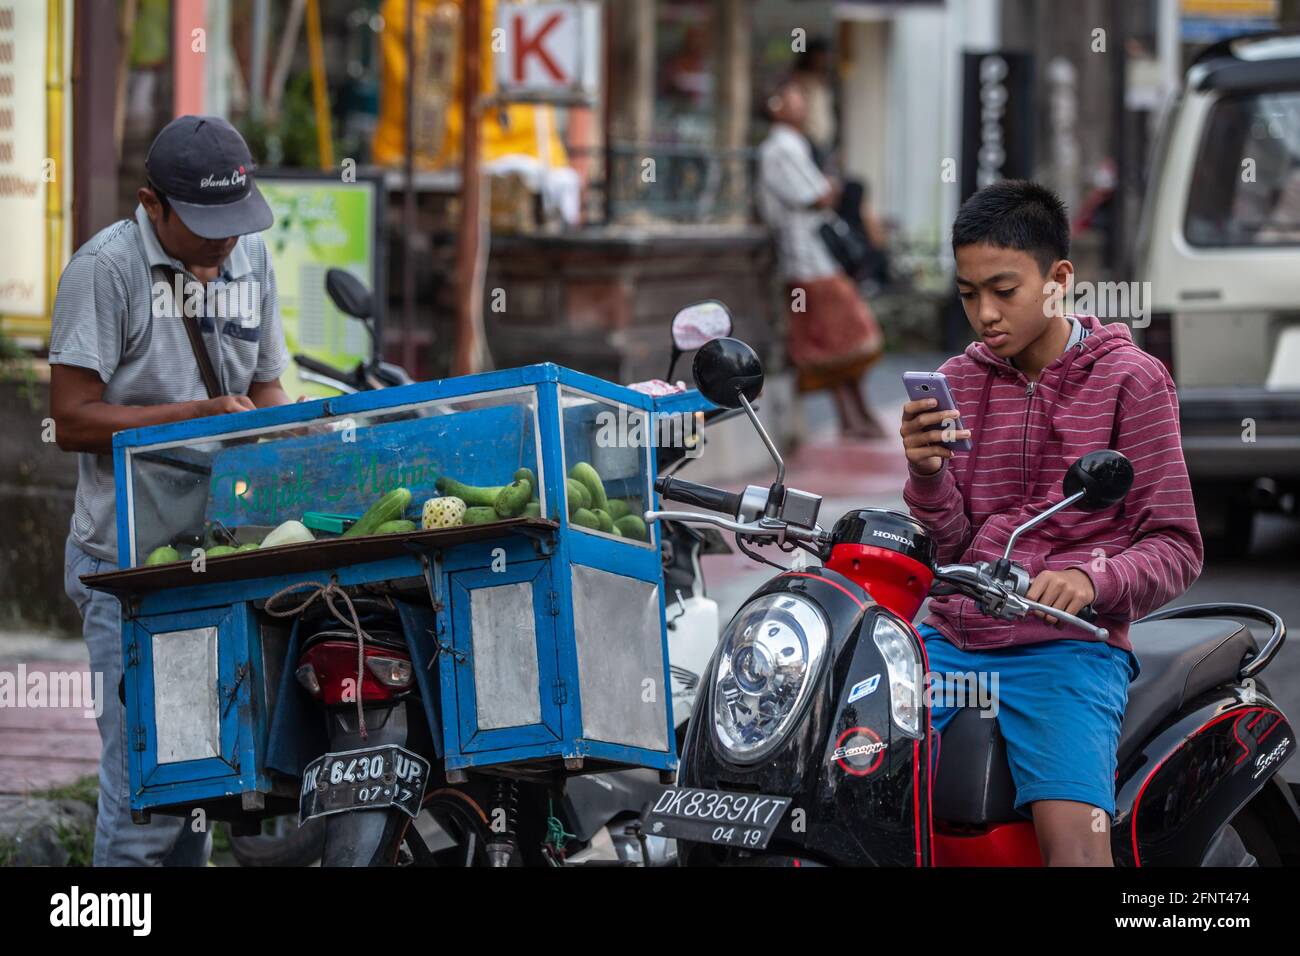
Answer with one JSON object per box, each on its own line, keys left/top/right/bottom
{"left": 655, "top": 476, "right": 744, "bottom": 517}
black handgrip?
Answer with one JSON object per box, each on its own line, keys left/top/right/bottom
{"left": 655, "top": 476, "right": 743, "bottom": 516}
{"left": 1078, "top": 604, "right": 1098, "bottom": 623}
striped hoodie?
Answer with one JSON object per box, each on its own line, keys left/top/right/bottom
{"left": 904, "top": 314, "right": 1203, "bottom": 653}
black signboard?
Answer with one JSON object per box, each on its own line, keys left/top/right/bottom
{"left": 960, "top": 51, "right": 1036, "bottom": 202}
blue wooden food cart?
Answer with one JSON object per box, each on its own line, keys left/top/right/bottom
{"left": 83, "top": 364, "right": 711, "bottom": 825}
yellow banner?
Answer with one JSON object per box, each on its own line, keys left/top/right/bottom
{"left": 1180, "top": 0, "right": 1277, "bottom": 17}
{"left": 372, "top": 0, "right": 567, "bottom": 169}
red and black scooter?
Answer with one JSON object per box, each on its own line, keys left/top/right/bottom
{"left": 644, "top": 337, "right": 1299, "bottom": 866}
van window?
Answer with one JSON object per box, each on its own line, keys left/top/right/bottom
{"left": 1184, "top": 90, "right": 1300, "bottom": 247}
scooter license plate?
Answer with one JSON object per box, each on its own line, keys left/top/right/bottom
{"left": 298, "top": 745, "right": 430, "bottom": 825}
{"left": 641, "top": 786, "right": 791, "bottom": 849}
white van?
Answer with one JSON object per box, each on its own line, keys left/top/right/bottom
{"left": 1134, "top": 31, "right": 1300, "bottom": 557}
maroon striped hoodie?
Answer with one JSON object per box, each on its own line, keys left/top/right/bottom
{"left": 904, "top": 314, "right": 1203, "bottom": 653}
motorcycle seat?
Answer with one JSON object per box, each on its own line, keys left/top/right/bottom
{"left": 931, "top": 618, "right": 1255, "bottom": 826}
{"left": 1116, "top": 617, "right": 1256, "bottom": 764}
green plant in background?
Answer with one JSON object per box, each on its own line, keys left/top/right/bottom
{"left": 53, "top": 820, "right": 95, "bottom": 867}
{"left": 129, "top": 0, "right": 171, "bottom": 68}
{"left": 0, "top": 835, "right": 16, "bottom": 867}
{"left": 41, "top": 774, "right": 99, "bottom": 806}
{"left": 0, "top": 329, "right": 38, "bottom": 409}
{"left": 240, "top": 72, "right": 329, "bottom": 170}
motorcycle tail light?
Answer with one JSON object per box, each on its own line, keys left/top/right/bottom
{"left": 295, "top": 663, "right": 321, "bottom": 698}
{"left": 366, "top": 656, "right": 414, "bottom": 688}
{"left": 298, "top": 642, "right": 413, "bottom": 705}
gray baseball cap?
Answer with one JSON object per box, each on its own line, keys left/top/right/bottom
{"left": 145, "top": 115, "right": 274, "bottom": 239}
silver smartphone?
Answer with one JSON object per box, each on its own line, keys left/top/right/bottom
{"left": 902, "top": 371, "right": 972, "bottom": 452}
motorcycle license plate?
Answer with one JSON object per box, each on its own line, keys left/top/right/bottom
{"left": 298, "top": 745, "right": 430, "bottom": 825}
{"left": 641, "top": 786, "right": 791, "bottom": 849}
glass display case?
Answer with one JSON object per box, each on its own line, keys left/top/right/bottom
{"left": 121, "top": 386, "right": 545, "bottom": 568}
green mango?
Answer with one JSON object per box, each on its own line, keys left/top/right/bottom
{"left": 569, "top": 462, "right": 608, "bottom": 513}
{"left": 494, "top": 479, "right": 532, "bottom": 518}
{"left": 436, "top": 477, "right": 504, "bottom": 508}
{"left": 145, "top": 545, "right": 180, "bottom": 566}
{"left": 566, "top": 479, "right": 591, "bottom": 514}
{"left": 614, "top": 515, "right": 648, "bottom": 541}
{"left": 462, "top": 506, "right": 500, "bottom": 525}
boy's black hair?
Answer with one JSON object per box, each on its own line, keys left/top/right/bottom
{"left": 951, "top": 179, "right": 1069, "bottom": 275}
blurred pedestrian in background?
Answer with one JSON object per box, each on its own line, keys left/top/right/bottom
{"left": 789, "top": 37, "right": 837, "bottom": 170}
{"left": 757, "top": 81, "right": 885, "bottom": 438}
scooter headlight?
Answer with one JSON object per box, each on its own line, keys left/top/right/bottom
{"left": 712, "top": 594, "right": 828, "bottom": 763}
{"left": 871, "top": 614, "right": 922, "bottom": 738}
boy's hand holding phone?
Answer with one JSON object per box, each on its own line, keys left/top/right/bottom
{"left": 900, "top": 398, "right": 972, "bottom": 476}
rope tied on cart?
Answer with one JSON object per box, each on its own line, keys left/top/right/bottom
{"left": 265, "top": 580, "right": 372, "bottom": 739}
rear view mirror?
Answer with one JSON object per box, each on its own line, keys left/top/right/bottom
{"left": 672, "top": 301, "right": 733, "bottom": 351}
{"left": 692, "top": 338, "right": 763, "bottom": 410}
{"left": 1063, "top": 450, "right": 1134, "bottom": 511}
{"left": 325, "top": 268, "right": 373, "bottom": 320}
{"left": 667, "top": 301, "right": 733, "bottom": 382}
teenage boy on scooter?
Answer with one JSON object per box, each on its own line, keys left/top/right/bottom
{"left": 899, "top": 179, "right": 1204, "bottom": 866}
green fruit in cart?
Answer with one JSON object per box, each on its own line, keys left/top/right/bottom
{"left": 571, "top": 508, "right": 601, "bottom": 530}
{"left": 611, "top": 524, "right": 624, "bottom": 536}
{"left": 435, "top": 477, "right": 504, "bottom": 508}
{"left": 614, "top": 515, "right": 648, "bottom": 541}
{"left": 514, "top": 467, "right": 537, "bottom": 497}
{"left": 494, "top": 479, "right": 532, "bottom": 517}
{"left": 462, "top": 506, "right": 500, "bottom": 525}
{"left": 205, "top": 545, "right": 238, "bottom": 558}
{"left": 262, "top": 519, "right": 315, "bottom": 548}
{"left": 376, "top": 519, "right": 417, "bottom": 534}
{"left": 237, "top": 543, "right": 260, "bottom": 552}
{"left": 344, "top": 488, "right": 412, "bottom": 538}
{"left": 565, "top": 479, "right": 590, "bottom": 513}
{"left": 569, "top": 462, "right": 608, "bottom": 512}
{"left": 593, "top": 509, "right": 614, "bottom": 533}
{"left": 145, "top": 545, "right": 180, "bottom": 566}
{"left": 606, "top": 499, "right": 631, "bottom": 521}
{"left": 422, "top": 496, "right": 467, "bottom": 529}
{"left": 523, "top": 501, "right": 541, "bottom": 518}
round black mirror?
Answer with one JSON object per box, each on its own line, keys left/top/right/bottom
{"left": 326, "top": 268, "right": 373, "bottom": 320}
{"left": 692, "top": 338, "right": 763, "bottom": 409}
{"left": 1062, "top": 450, "right": 1134, "bottom": 511}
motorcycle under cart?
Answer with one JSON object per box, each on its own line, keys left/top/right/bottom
{"left": 642, "top": 337, "right": 1299, "bottom": 867}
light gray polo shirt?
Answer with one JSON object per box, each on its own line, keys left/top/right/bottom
{"left": 48, "top": 204, "right": 290, "bottom": 562}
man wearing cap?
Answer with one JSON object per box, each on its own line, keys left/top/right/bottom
{"left": 48, "top": 116, "right": 292, "bottom": 866}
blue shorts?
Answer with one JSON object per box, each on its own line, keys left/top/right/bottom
{"left": 918, "top": 623, "right": 1138, "bottom": 819}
